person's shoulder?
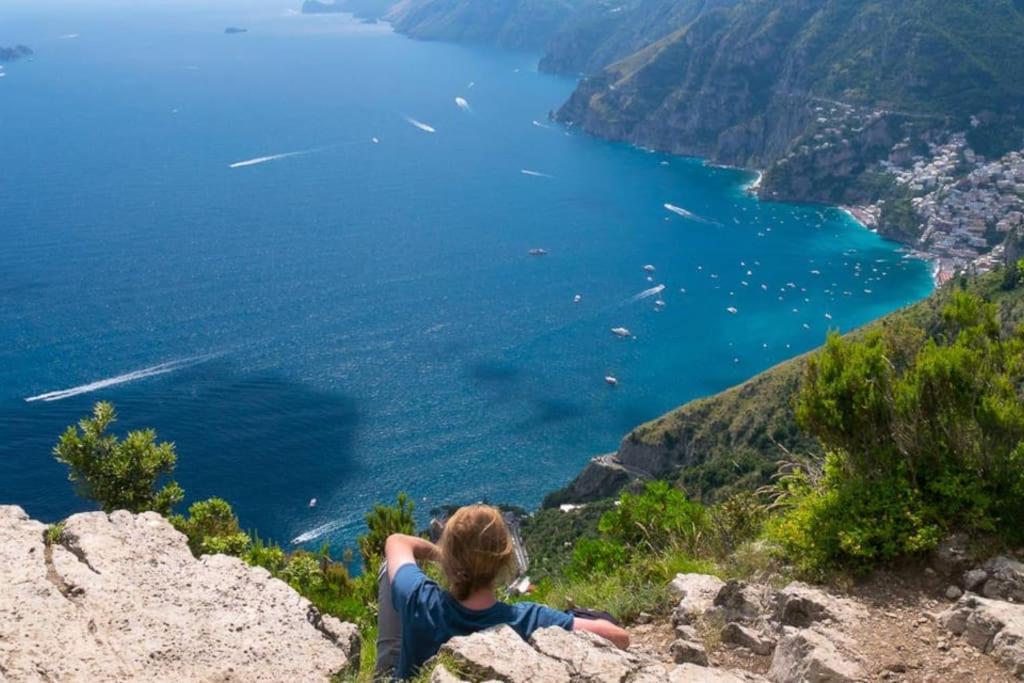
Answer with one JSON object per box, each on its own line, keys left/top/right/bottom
{"left": 392, "top": 563, "right": 443, "bottom": 611}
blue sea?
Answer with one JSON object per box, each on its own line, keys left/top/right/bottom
{"left": 0, "top": 0, "right": 934, "bottom": 551}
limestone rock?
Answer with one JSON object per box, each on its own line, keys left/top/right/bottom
{"left": 711, "top": 580, "right": 771, "bottom": 624}
{"left": 721, "top": 622, "right": 775, "bottom": 656}
{"left": 440, "top": 624, "right": 571, "bottom": 682}
{"left": 668, "top": 664, "right": 767, "bottom": 682}
{"left": 430, "top": 665, "right": 470, "bottom": 683}
{"left": 531, "top": 626, "right": 653, "bottom": 682}
{"left": 939, "top": 594, "right": 1024, "bottom": 677}
{"left": 769, "top": 627, "right": 866, "bottom": 683}
{"left": 0, "top": 506, "right": 357, "bottom": 682}
{"left": 670, "top": 638, "right": 709, "bottom": 666}
{"left": 670, "top": 573, "right": 726, "bottom": 625}
{"left": 964, "top": 568, "right": 990, "bottom": 592}
{"left": 946, "top": 585, "right": 964, "bottom": 600}
{"left": 982, "top": 556, "right": 1024, "bottom": 603}
{"left": 774, "top": 581, "right": 867, "bottom": 628}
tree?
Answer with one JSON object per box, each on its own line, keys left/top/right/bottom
{"left": 357, "top": 492, "right": 415, "bottom": 569}
{"left": 54, "top": 402, "right": 183, "bottom": 515}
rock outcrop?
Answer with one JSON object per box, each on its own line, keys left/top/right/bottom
{"left": 940, "top": 589, "right": 1024, "bottom": 677}
{"left": 431, "top": 625, "right": 765, "bottom": 682}
{"left": 0, "top": 506, "right": 359, "bottom": 682}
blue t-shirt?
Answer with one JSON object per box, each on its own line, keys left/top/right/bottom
{"left": 391, "top": 564, "right": 574, "bottom": 679}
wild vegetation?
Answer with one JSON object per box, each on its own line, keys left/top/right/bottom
{"left": 45, "top": 268, "right": 1024, "bottom": 679}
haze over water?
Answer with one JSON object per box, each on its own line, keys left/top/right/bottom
{"left": 0, "top": 0, "right": 933, "bottom": 549}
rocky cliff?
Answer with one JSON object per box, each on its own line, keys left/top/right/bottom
{"left": 556, "top": 0, "right": 1024, "bottom": 204}
{"left": 0, "top": 506, "right": 359, "bottom": 682}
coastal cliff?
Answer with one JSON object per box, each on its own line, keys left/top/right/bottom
{"left": 0, "top": 506, "right": 360, "bottom": 682}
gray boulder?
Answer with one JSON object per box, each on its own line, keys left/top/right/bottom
{"left": 964, "top": 567, "right": 990, "bottom": 592}
{"left": 773, "top": 581, "right": 867, "bottom": 628}
{"left": 0, "top": 506, "right": 358, "bottom": 682}
{"left": 440, "top": 625, "right": 571, "bottom": 682}
{"left": 982, "top": 556, "right": 1024, "bottom": 603}
{"left": 939, "top": 594, "right": 1024, "bottom": 677}
{"left": 711, "top": 580, "right": 771, "bottom": 623}
{"left": 721, "top": 622, "right": 776, "bottom": 656}
{"left": 670, "top": 638, "right": 710, "bottom": 666}
{"left": 531, "top": 626, "right": 655, "bottom": 682}
{"left": 670, "top": 573, "right": 726, "bottom": 625}
{"left": 769, "top": 627, "right": 866, "bottom": 683}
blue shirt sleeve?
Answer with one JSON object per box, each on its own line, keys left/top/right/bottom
{"left": 390, "top": 563, "right": 442, "bottom": 620}
{"left": 514, "top": 602, "right": 575, "bottom": 634}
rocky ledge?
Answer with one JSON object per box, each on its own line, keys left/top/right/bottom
{"left": 0, "top": 506, "right": 359, "bottom": 682}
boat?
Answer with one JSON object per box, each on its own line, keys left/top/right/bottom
{"left": 642, "top": 264, "right": 656, "bottom": 272}
{"left": 727, "top": 307, "right": 738, "bottom": 314}
{"left": 573, "top": 294, "right": 582, "bottom": 303}
{"left": 611, "top": 327, "right": 631, "bottom": 338}
{"left": 308, "top": 498, "right": 317, "bottom": 508}
{"left": 654, "top": 299, "right": 666, "bottom": 308}
{"left": 528, "top": 248, "right": 548, "bottom": 256}
{"left": 605, "top": 376, "right": 619, "bottom": 386}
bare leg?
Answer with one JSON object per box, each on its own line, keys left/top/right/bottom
{"left": 375, "top": 561, "right": 401, "bottom": 679}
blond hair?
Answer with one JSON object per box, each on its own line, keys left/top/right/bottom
{"left": 438, "top": 505, "right": 515, "bottom": 600}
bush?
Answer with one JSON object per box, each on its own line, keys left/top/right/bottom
{"left": 53, "top": 402, "right": 183, "bottom": 515}
{"left": 598, "top": 481, "right": 710, "bottom": 555}
{"left": 171, "top": 497, "right": 251, "bottom": 556}
{"left": 358, "top": 492, "right": 415, "bottom": 569}
{"left": 781, "top": 291, "right": 1024, "bottom": 574}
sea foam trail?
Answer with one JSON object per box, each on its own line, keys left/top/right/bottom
{"left": 664, "top": 202, "right": 719, "bottom": 225}
{"left": 521, "top": 169, "right": 553, "bottom": 178}
{"left": 404, "top": 116, "right": 436, "bottom": 133}
{"left": 229, "top": 148, "right": 324, "bottom": 169}
{"left": 291, "top": 517, "right": 352, "bottom": 545}
{"left": 631, "top": 284, "right": 665, "bottom": 302}
{"left": 25, "top": 356, "right": 214, "bottom": 403}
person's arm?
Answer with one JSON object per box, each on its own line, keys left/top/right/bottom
{"left": 573, "top": 617, "right": 630, "bottom": 650}
{"left": 385, "top": 533, "right": 441, "bottom": 583}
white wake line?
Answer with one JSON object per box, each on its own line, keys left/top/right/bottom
{"left": 404, "top": 116, "right": 436, "bottom": 133}
{"left": 521, "top": 169, "right": 554, "bottom": 178}
{"left": 663, "top": 202, "right": 720, "bottom": 226}
{"left": 25, "top": 355, "right": 215, "bottom": 403}
{"left": 229, "top": 147, "right": 325, "bottom": 169}
{"left": 630, "top": 284, "right": 665, "bottom": 302}
{"left": 291, "top": 517, "right": 352, "bottom": 545}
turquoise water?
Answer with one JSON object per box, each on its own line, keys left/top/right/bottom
{"left": 0, "top": 0, "right": 933, "bottom": 550}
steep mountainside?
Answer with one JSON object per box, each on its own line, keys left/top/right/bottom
{"left": 545, "top": 271, "right": 1024, "bottom": 507}
{"left": 538, "top": 0, "right": 740, "bottom": 75}
{"left": 557, "top": 0, "right": 1024, "bottom": 197}
{"left": 386, "top": 0, "right": 600, "bottom": 51}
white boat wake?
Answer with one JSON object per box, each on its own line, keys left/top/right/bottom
{"left": 454, "top": 96, "right": 471, "bottom": 112}
{"left": 404, "top": 116, "right": 436, "bottom": 133}
{"left": 663, "top": 203, "right": 719, "bottom": 225}
{"left": 229, "top": 147, "right": 325, "bottom": 169}
{"left": 630, "top": 284, "right": 665, "bottom": 302}
{"left": 521, "top": 169, "right": 553, "bottom": 178}
{"left": 291, "top": 518, "right": 350, "bottom": 545}
{"left": 25, "top": 355, "right": 215, "bottom": 403}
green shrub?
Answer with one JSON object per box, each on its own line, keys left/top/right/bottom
{"left": 357, "top": 492, "right": 415, "bottom": 569}
{"left": 171, "top": 497, "right": 251, "bottom": 556}
{"left": 598, "top": 481, "right": 710, "bottom": 555}
{"left": 53, "top": 402, "right": 183, "bottom": 515}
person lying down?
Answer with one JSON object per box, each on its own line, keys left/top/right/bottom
{"left": 375, "top": 504, "right": 629, "bottom": 680}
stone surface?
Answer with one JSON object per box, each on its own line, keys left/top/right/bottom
{"left": 982, "top": 556, "right": 1024, "bottom": 603}
{"left": 670, "top": 573, "right": 727, "bottom": 625}
{"left": 711, "top": 580, "right": 771, "bottom": 624}
{"left": 722, "top": 622, "right": 775, "bottom": 656}
{"left": 668, "top": 663, "right": 766, "bottom": 682}
{"left": 946, "top": 585, "right": 964, "bottom": 600}
{"left": 769, "top": 627, "right": 866, "bottom": 683}
{"left": 531, "top": 626, "right": 653, "bottom": 682}
{"left": 0, "top": 506, "right": 358, "bottom": 682}
{"left": 670, "top": 638, "right": 709, "bottom": 666}
{"left": 441, "top": 625, "right": 571, "bottom": 682}
{"left": 965, "top": 568, "right": 990, "bottom": 592}
{"left": 933, "top": 533, "right": 973, "bottom": 577}
{"left": 939, "top": 594, "right": 1024, "bottom": 677}
{"left": 774, "top": 581, "right": 867, "bottom": 628}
